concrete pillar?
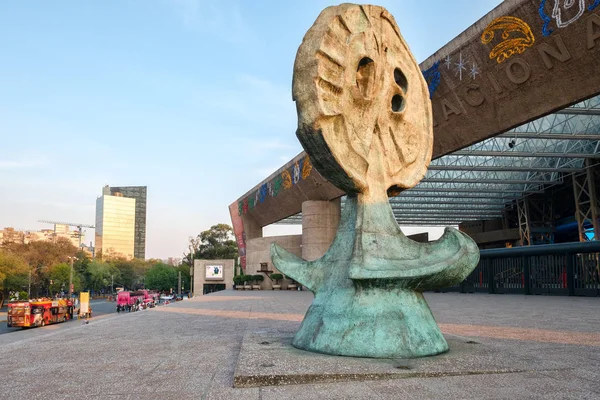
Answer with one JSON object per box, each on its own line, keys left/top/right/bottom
{"left": 241, "top": 214, "right": 262, "bottom": 241}
{"left": 302, "top": 199, "right": 341, "bottom": 261}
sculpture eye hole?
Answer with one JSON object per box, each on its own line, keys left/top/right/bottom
{"left": 356, "top": 57, "right": 375, "bottom": 98}
{"left": 394, "top": 68, "right": 408, "bottom": 92}
{"left": 392, "top": 68, "right": 408, "bottom": 113}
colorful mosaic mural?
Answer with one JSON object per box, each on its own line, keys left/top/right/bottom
{"left": 481, "top": 16, "right": 535, "bottom": 63}
{"left": 238, "top": 155, "right": 314, "bottom": 215}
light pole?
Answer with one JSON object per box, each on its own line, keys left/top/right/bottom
{"left": 189, "top": 244, "right": 194, "bottom": 297}
{"left": 67, "top": 256, "right": 75, "bottom": 298}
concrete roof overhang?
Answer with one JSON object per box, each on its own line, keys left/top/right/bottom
{"left": 231, "top": 0, "right": 600, "bottom": 229}
{"left": 279, "top": 96, "right": 600, "bottom": 225}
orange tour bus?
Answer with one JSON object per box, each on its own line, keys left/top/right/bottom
{"left": 7, "top": 298, "right": 74, "bottom": 328}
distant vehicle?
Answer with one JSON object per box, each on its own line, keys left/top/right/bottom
{"left": 117, "top": 290, "right": 159, "bottom": 311}
{"left": 160, "top": 294, "right": 174, "bottom": 301}
{"left": 7, "top": 298, "right": 74, "bottom": 328}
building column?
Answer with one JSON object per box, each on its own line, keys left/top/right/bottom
{"left": 572, "top": 159, "right": 600, "bottom": 241}
{"left": 302, "top": 199, "right": 341, "bottom": 261}
{"left": 517, "top": 198, "right": 531, "bottom": 246}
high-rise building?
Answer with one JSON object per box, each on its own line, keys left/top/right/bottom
{"left": 101, "top": 185, "right": 147, "bottom": 259}
{"left": 95, "top": 193, "right": 136, "bottom": 259}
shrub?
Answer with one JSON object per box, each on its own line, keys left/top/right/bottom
{"left": 253, "top": 274, "right": 264, "bottom": 283}
{"left": 270, "top": 273, "right": 283, "bottom": 284}
{"left": 242, "top": 275, "right": 252, "bottom": 285}
{"left": 232, "top": 275, "right": 243, "bottom": 286}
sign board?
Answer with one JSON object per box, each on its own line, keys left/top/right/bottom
{"left": 80, "top": 292, "right": 90, "bottom": 314}
{"left": 205, "top": 265, "right": 224, "bottom": 280}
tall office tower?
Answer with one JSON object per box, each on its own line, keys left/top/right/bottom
{"left": 95, "top": 191, "right": 136, "bottom": 259}
{"left": 102, "top": 185, "right": 147, "bottom": 259}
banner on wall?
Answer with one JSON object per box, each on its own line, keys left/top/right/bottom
{"left": 229, "top": 202, "right": 246, "bottom": 271}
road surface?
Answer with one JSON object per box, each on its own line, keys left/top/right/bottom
{"left": 0, "top": 299, "right": 117, "bottom": 345}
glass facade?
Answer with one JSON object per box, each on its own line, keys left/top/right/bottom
{"left": 95, "top": 195, "right": 136, "bottom": 259}
{"left": 108, "top": 186, "right": 147, "bottom": 259}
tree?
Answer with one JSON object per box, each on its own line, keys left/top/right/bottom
{"left": 0, "top": 250, "right": 29, "bottom": 307}
{"left": 189, "top": 224, "right": 238, "bottom": 260}
{"left": 86, "top": 261, "right": 118, "bottom": 293}
{"left": 145, "top": 263, "right": 177, "bottom": 292}
{"left": 49, "top": 263, "right": 82, "bottom": 294}
{"left": 5, "top": 237, "right": 78, "bottom": 297}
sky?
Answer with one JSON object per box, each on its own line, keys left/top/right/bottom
{"left": 0, "top": 0, "right": 503, "bottom": 259}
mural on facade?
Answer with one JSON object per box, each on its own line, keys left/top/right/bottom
{"left": 454, "top": 52, "right": 467, "bottom": 81}
{"left": 238, "top": 155, "right": 314, "bottom": 215}
{"left": 422, "top": 61, "right": 441, "bottom": 98}
{"left": 481, "top": 16, "right": 535, "bottom": 63}
{"left": 302, "top": 155, "right": 313, "bottom": 179}
{"left": 540, "top": 0, "right": 591, "bottom": 36}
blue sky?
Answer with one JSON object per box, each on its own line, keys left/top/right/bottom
{"left": 0, "top": 0, "right": 502, "bottom": 259}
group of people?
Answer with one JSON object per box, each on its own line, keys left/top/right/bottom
{"left": 116, "top": 298, "right": 146, "bottom": 313}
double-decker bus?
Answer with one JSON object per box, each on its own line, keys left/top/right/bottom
{"left": 7, "top": 298, "right": 74, "bottom": 328}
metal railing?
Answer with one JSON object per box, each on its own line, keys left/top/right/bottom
{"left": 440, "top": 241, "right": 600, "bottom": 296}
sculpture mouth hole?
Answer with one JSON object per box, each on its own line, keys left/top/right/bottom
{"left": 391, "top": 94, "right": 405, "bottom": 112}
{"left": 395, "top": 365, "right": 412, "bottom": 370}
{"left": 356, "top": 57, "right": 375, "bottom": 99}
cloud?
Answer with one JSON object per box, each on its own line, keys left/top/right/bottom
{"left": 253, "top": 166, "right": 284, "bottom": 178}
{"left": 0, "top": 158, "right": 47, "bottom": 169}
{"left": 168, "top": 0, "right": 201, "bottom": 28}
{"left": 166, "top": 0, "right": 260, "bottom": 46}
{"left": 195, "top": 73, "right": 296, "bottom": 131}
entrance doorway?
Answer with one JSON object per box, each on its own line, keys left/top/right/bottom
{"left": 203, "top": 284, "right": 226, "bottom": 295}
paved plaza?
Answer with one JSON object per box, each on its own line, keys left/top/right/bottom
{"left": 0, "top": 291, "right": 599, "bottom": 399}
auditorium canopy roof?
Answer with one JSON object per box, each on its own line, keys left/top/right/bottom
{"left": 278, "top": 95, "right": 600, "bottom": 226}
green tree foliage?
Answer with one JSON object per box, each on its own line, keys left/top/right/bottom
{"left": 145, "top": 263, "right": 177, "bottom": 292}
{"left": 86, "top": 261, "right": 119, "bottom": 292}
{"left": 3, "top": 237, "right": 78, "bottom": 297}
{"left": 189, "top": 224, "right": 238, "bottom": 260}
{"left": 49, "top": 263, "right": 82, "bottom": 294}
{"left": 0, "top": 250, "right": 29, "bottom": 307}
{"left": 73, "top": 250, "right": 91, "bottom": 286}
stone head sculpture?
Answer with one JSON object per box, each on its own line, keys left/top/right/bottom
{"left": 271, "top": 4, "right": 479, "bottom": 359}
{"left": 293, "top": 4, "right": 433, "bottom": 202}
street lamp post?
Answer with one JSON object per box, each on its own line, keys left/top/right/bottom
{"left": 189, "top": 244, "right": 194, "bottom": 297}
{"left": 68, "top": 256, "right": 75, "bottom": 297}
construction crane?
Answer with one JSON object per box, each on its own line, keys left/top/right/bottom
{"left": 38, "top": 220, "right": 95, "bottom": 248}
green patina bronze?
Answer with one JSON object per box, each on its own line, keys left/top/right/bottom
{"left": 272, "top": 194, "right": 479, "bottom": 358}
{"left": 271, "top": 4, "right": 480, "bottom": 358}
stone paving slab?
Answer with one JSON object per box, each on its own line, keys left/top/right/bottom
{"left": 233, "top": 333, "right": 562, "bottom": 388}
{"left": 0, "top": 291, "right": 598, "bottom": 400}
